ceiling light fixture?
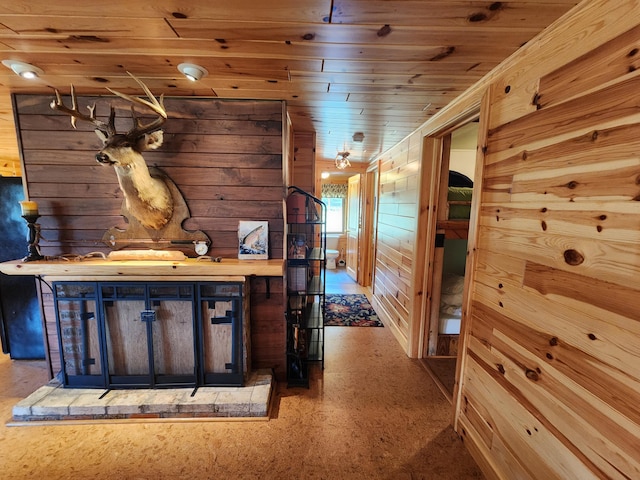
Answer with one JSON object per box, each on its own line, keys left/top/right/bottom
{"left": 2, "top": 60, "right": 43, "bottom": 79}
{"left": 178, "top": 63, "right": 208, "bottom": 81}
{"left": 335, "top": 151, "right": 351, "bottom": 170}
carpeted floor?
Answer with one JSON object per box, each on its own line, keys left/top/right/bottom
{"left": 324, "top": 293, "right": 383, "bottom": 327}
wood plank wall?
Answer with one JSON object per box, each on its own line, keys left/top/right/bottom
{"left": 14, "top": 95, "right": 287, "bottom": 377}
{"left": 291, "top": 131, "right": 315, "bottom": 196}
{"left": 0, "top": 94, "right": 20, "bottom": 176}
{"left": 452, "top": 5, "right": 640, "bottom": 479}
{"left": 373, "top": 132, "right": 422, "bottom": 352}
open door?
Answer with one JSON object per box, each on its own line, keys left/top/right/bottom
{"left": 346, "top": 174, "right": 361, "bottom": 282}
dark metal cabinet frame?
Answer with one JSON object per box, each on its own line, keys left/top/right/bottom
{"left": 53, "top": 280, "right": 244, "bottom": 389}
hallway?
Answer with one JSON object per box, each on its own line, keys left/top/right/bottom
{"left": 0, "top": 268, "right": 483, "bottom": 479}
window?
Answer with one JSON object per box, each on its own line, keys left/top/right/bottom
{"left": 321, "top": 183, "right": 348, "bottom": 234}
{"left": 323, "top": 197, "right": 344, "bottom": 233}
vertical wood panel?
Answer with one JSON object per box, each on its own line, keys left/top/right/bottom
{"left": 202, "top": 300, "right": 233, "bottom": 373}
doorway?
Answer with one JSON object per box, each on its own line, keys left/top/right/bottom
{"left": 346, "top": 174, "right": 361, "bottom": 282}
{"left": 421, "top": 120, "right": 479, "bottom": 402}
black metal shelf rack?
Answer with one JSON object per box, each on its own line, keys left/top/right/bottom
{"left": 285, "top": 186, "right": 326, "bottom": 387}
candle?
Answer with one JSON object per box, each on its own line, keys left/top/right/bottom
{"left": 20, "top": 200, "right": 39, "bottom": 216}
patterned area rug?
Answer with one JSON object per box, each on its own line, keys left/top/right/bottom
{"left": 324, "top": 294, "right": 383, "bottom": 327}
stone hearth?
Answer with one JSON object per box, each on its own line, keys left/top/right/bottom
{"left": 11, "top": 369, "right": 273, "bottom": 423}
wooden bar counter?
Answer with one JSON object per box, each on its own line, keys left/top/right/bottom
{"left": 0, "top": 257, "right": 284, "bottom": 281}
{"left": 0, "top": 256, "right": 285, "bottom": 381}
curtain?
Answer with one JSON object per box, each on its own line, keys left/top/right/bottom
{"left": 321, "top": 183, "right": 348, "bottom": 198}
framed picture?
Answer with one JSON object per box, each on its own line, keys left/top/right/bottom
{"left": 238, "top": 221, "right": 269, "bottom": 259}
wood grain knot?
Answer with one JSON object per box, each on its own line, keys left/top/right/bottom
{"left": 566, "top": 180, "right": 579, "bottom": 189}
{"left": 497, "top": 364, "right": 505, "bottom": 374}
{"left": 468, "top": 13, "right": 487, "bottom": 22}
{"left": 504, "top": 85, "right": 511, "bottom": 94}
{"left": 525, "top": 369, "right": 539, "bottom": 381}
{"left": 628, "top": 47, "right": 639, "bottom": 57}
{"left": 430, "top": 46, "right": 455, "bottom": 61}
{"left": 171, "top": 12, "right": 188, "bottom": 18}
{"left": 377, "top": 25, "right": 392, "bottom": 37}
{"left": 541, "top": 221, "right": 547, "bottom": 231}
{"left": 563, "top": 249, "right": 584, "bottom": 266}
{"left": 591, "top": 131, "right": 598, "bottom": 141}
{"left": 588, "top": 333, "right": 597, "bottom": 340}
{"left": 549, "top": 337, "right": 559, "bottom": 346}
{"left": 302, "top": 33, "right": 315, "bottom": 40}
{"left": 532, "top": 93, "right": 541, "bottom": 107}
{"left": 69, "top": 35, "right": 108, "bottom": 43}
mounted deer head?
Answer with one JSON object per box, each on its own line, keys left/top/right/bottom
{"left": 50, "top": 73, "right": 173, "bottom": 230}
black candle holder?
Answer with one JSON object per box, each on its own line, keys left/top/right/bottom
{"left": 22, "top": 214, "right": 44, "bottom": 262}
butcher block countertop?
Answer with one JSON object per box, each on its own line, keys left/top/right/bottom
{"left": 0, "top": 257, "right": 284, "bottom": 281}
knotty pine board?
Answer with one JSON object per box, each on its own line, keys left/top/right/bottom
{"left": 451, "top": 3, "right": 640, "bottom": 478}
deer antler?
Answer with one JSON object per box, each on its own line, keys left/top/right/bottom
{"left": 106, "top": 72, "right": 167, "bottom": 138}
{"left": 50, "top": 84, "right": 116, "bottom": 136}
{"left": 51, "top": 72, "right": 166, "bottom": 140}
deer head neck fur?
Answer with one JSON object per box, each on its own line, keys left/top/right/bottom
{"left": 51, "top": 74, "right": 173, "bottom": 230}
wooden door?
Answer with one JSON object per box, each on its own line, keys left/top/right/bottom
{"left": 346, "top": 174, "right": 361, "bottom": 282}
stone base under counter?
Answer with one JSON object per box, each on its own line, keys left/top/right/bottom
{"left": 12, "top": 369, "right": 274, "bottom": 423}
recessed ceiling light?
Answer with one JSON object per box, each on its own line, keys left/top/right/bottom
{"left": 2, "top": 60, "right": 44, "bottom": 79}
{"left": 177, "top": 63, "right": 208, "bottom": 81}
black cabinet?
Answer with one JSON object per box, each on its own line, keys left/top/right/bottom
{"left": 54, "top": 280, "right": 245, "bottom": 389}
{"left": 286, "top": 187, "right": 326, "bottom": 387}
{"left": 0, "top": 176, "right": 44, "bottom": 360}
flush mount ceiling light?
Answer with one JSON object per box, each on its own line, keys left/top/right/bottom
{"left": 335, "top": 151, "right": 351, "bottom": 170}
{"left": 177, "top": 63, "right": 208, "bottom": 81}
{"left": 2, "top": 60, "right": 44, "bottom": 79}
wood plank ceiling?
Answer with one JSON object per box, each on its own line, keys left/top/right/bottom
{"left": 0, "top": 1, "right": 579, "bottom": 177}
